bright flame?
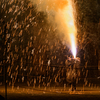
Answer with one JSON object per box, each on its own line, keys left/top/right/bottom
{"left": 70, "top": 34, "right": 76, "bottom": 58}
{"left": 63, "top": 0, "right": 77, "bottom": 58}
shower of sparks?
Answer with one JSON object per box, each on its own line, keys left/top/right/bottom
{"left": 30, "top": 0, "right": 77, "bottom": 58}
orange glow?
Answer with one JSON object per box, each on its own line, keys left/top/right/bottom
{"left": 52, "top": 0, "right": 68, "bottom": 10}
{"left": 46, "top": 0, "right": 68, "bottom": 11}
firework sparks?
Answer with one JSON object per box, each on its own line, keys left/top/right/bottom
{"left": 30, "top": 0, "right": 77, "bottom": 58}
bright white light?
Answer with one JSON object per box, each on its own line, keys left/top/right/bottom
{"left": 69, "top": 21, "right": 74, "bottom": 26}
{"left": 70, "top": 34, "right": 76, "bottom": 58}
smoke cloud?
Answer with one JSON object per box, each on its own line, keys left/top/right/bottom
{"left": 30, "top": 0, "right": 77, "bottom": 48}
{"left": 30, "top": 0, "right": 68, "bottom": 11}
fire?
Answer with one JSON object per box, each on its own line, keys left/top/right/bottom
{"left": 63, "top": 0, "right": 77, "bottom": 58}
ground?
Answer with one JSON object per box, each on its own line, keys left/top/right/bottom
{"left": 0, "top": 85, "right": 100, "bottom": 100}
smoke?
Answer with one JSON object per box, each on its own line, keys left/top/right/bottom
{"left": 30, "top": 0, "right": 77, "bottom": 48}
{"left": 30, "top": 0, "right": 68, "bottom": 11}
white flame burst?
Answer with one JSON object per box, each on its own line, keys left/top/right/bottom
{"left": 70, "top": 33, "right": 76, "bottom": 58}
{"left": 63, "top": 0, "right": 77, "bottom": 58}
